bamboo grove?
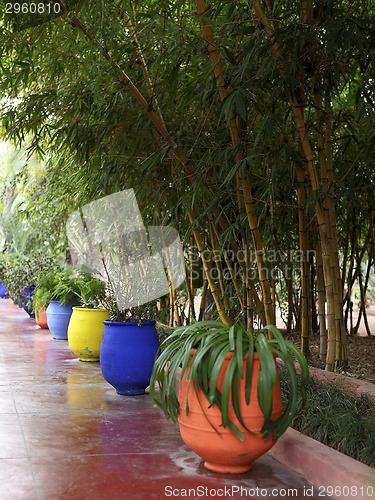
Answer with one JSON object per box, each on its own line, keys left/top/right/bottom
{"left": 0, "top": 0, "right": 375, "bottom": 372}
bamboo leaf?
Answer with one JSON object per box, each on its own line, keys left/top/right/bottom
{"left": 207, "top": 345, "right": 231, "bottom": 403}
{"left": 235, "top": 323, "right": 244, "bottom": 378}
{"left": 229, "top": 324, "right": 235, "bottom": 351}
{"left": 255, "top": 335, "right": 274, "bottom": 423}
{"left": 245, "top": 331, "right": 254, "bottom": 404}
{"left": 235, "top": 90, "right": 247, "bottom": 121}
{"left": 221, "top": 354, "right": 237, "bottom": 428}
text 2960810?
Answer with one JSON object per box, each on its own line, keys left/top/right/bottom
{"left": 5, "top": 3, "right": 61, "bottom": 14}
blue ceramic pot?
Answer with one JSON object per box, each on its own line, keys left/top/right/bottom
{"left": 100, "top": 321, "right": 159, "bottom": 395}
{"left": 0, "top": 283, "right": 7, "bottom": 298}
{"left": 23, "top": 287, "right": 35, "bottom": 318}
{"left": 46, "top": 300, "right": 73, "bottom": 340}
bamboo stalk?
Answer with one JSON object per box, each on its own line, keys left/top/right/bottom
{"left": 285, "top": 274, "right": 294, "bottom": 333}
{"left": 188, "top": 210, "right": 232, "bottom": 324}
{"left": 185, "top": 275, "right": 196, "bottom": 325}
{"left": 210, "top": 223, "right": 231, "bottom": 313}
{"left": 249, "top": 0, "right": 346, "bottom": 371}
{"left": 122, "top": 12, "right": 166, "bottom": 128}
{"left": 323, "top": 98, "right": 347, "bottom": 367}
{"left": 195, "top": 0, "right": 275, "bottom": 326}
{"left": 187, "top": 236, "right": 196, "bottom": 323}
{"left": 357, "top": 256, "right": 372, "bottom": 337}
{"left": 209, "top": 216, "right": 244, "bottom": 310}
{"left": 297, "top": 164, "right": 310, "bottom": 357}
{"left": 169, "top": 286, "right": 174, "bottom": 327}
{"left": 198, "top": 276, "right": 208, "bottom": 322}
{"left": 55, "top": 1, "right": 234, "bottom": 324}
{"left": 315, "top": 224, "right": 327, "bottom": 362}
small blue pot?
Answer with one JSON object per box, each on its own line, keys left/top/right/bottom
{"left": 100, "top": 321, "right": 159, "bottom": 395}
{"left": 46, "top": 300, "right": 74, "bottom": 340}
{"left": 0, "top": 283, "right": 7, "bottom": 298}
{"left": 23, "top": 287, "right": 35, "bottom": 318}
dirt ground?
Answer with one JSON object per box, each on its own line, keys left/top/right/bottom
{"left": 283, "top": 329, "right": 375, "bottom": 383}
{"left": 279, "top": 301, "right": 375, "bottom": 384}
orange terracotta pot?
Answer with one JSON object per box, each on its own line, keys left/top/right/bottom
{"left": 178, "top": 350, "right": 283, "bottom": 474}
{"left": 35, "top": 307, "right": 48, "bottom": 329}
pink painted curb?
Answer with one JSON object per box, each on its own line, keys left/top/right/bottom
{"left": 307, "top": 365, "right": 375, "bottom": 399}
{"left": 278, "top": 358, "right": 375, "bottom": 400}
{"left": 268, "top": 427, "right": 375, "bottom": 500}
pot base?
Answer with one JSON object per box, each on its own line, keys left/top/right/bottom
{"left": 79, "top": 357, "right": 99, "bottom": 362}
{"left": 204, "top": 461, "right": 252, "bottom": 474}
{"left": 116, "top": 389, "right": 145, "bottom": 396}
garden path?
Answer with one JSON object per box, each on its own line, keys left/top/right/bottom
{"left": 0, "top": 298, "right": 331, "bottom": 500}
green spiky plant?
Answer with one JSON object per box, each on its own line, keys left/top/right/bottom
{"left": 150, "top": 321, "right": 309, "bottom": 441}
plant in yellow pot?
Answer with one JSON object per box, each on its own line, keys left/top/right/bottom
{"left": 67, "top": 274, "right": 110, "bottom": 362}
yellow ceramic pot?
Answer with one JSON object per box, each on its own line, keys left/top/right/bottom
{"left": 67, "top": 307, "right": 110, "bottom": 362}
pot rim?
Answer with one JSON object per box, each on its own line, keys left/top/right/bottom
{"left": 103, "top": 320, "right": 156, "bottom": 326}
{"left": 72, "top": 306, "right": 109, "bottom": 312}
{"left": 47, "top": 300, "right": 75, "bottom": 306}
{"left": 189, "top": 347, "right": 275, "bottom": 361}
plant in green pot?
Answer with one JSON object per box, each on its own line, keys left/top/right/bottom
{"left": 150, "top": 320, "right": 309, "bottom": 474}
{"left": 67, "top": 273, "right": 110, "bottom": 362}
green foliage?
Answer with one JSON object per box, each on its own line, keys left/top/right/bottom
{"left": 280, "top": 369, "right": 375, "bottom": 468}
{"left": 33, "top": 268, "right": 108, "bottom": 311}
{"left": 0, "top": 142, "right": 67, "bottom": 256}
{"left": 0, "top": 0, "right": 375, "bottom": 331}
{"left": 150, "top": 321, "right": 309, "bottom": 441}
{"left": 75, "top": 273, "right": 107, "bottom": 309}
{"left": 155, "top": 322, "right": 174, "bottom": 346}
{"left": 3, "top": 252, "right": 60, "bottom": 307}
{"left": 33, "top": 269, "right": 80, "bottom": 311}
{"left": 0, "top": 254, "right": 6, "bottom": 283}
{"left": 106, "top": 296, "right": 158, "bottom": 324}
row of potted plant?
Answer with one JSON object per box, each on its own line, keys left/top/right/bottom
{"left": 1, "top": 253, "right": 309, "bottom": 476}
{"left": 1, "top": 259, "right": 161, "bottom": 397}
{"left": 35, "top": 268, "right": 160, "bottom": 396}
{"left": 0, "top": 253, "right": 58, "bottom": 317}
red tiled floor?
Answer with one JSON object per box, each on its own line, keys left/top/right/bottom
{"left": 0, "top": 299, "right": 331, "bottom": 499}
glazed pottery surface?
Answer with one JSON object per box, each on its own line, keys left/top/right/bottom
{"left": 0, "top": 283, "right": 7, "bottom": 298}
{"left": 178, "top": 350, "right": 283, "bottom": 474}
{"left": 35, "top": 307, "right": 48, "bottom": 329}
{"left": 68, "top": 307, "right": 109, "bottom": 361}
{"left": 46, "top": 300, "right": 73, "bottom": 340}
{"left": 23, "top": 287, "right": 35, "bottom": 318}
{"left": 100, "top": 321, "right": 159, "bottom": 395}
